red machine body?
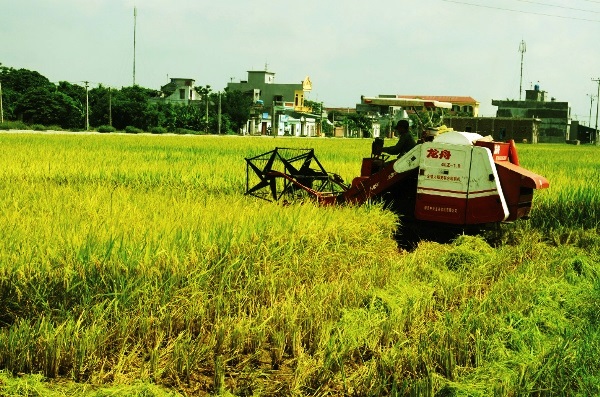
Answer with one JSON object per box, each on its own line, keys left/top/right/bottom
{"left": 339, "top": 131, "right": 548, "bottom": 226}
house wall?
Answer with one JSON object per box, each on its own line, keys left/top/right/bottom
{"left": 227, "top": 71, "right": 303, "bottom": 108}
{"left": 162, "top": 78, "right": 196, "bottom": 104}
{"left": 444, "top": 117, "right": 540, "bottom": 143}
{"left": 492, "top": 88, "right": 570, "bottom": 143}
{"left": 228, "top": 71, "right": 313, "bottom": 136}
{"left": 570, "top": 121, "right": 596, "bottom": 144}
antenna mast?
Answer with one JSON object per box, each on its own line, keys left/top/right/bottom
{"left": 133, "top": 6, "right": 137, "bottom": 86}
{"left": 593, "top": 77, "right": 600, "bottom": 145}
{"left": 519, "top": 40, "right": 526, "bottom": 100}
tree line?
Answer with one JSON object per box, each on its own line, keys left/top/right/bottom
{"left": 0, "top": 64, "right": 253, "bottom": 134}
{"left": 0, "top": 63, "right": 380, "bottom": 136}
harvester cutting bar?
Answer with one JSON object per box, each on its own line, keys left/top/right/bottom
{"left": 245, "top": 147, "right": 348, "bottom": 202}
{"left": 340, "top": 160, "right": 417, "bottom": 204}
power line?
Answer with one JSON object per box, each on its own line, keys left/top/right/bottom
{"left": 440, "top": 0, "right": 600, "bottom": 22}
{"left": 516, "top": 0, "right": 600, "bottom": 13}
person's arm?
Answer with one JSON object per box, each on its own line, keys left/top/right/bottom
{"left": 382, "top": 134, "right": 415, "bottom": 155}
{"left": 381, "top": 138, "right": 403, "bottom": 155}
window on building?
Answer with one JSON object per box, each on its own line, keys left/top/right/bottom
{"left": 180, "top": 89, "right": 185, "bottom": 100}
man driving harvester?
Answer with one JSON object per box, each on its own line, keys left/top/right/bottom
{"left": 381, "top": 119, "right": 416, "bottom": 157}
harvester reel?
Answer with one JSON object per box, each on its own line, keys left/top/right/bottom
{"left": 245, "top": 147, "right": 348, "bottom": 202}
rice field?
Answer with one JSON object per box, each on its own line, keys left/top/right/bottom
{"left": 0, "top": 133, "right": 599, "bottom": 396}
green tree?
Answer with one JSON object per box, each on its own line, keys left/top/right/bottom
{"left": 221, "top": 89, "right": 252, "bottom": 133}
{"left": 56, "top": 81, "right": 86, "bottom": 126}
{"left": 88, "top": 85, "right": 114, "bottom": 127}
{"left": 173, "top": 103, "right": 203, "bottom": 131}
{"left": 111, "top": 86, "right": 159, "bottom": 130}
{"left": 409, "top": 108, "right": 451, "bottom": 133}
{"left": 195, "top": 85, "right": 212, "bottom": 132}
{"left": 143, "top": 101, "right": 183, "bottom": 132}
{"left": 304, "top": 99, "right": 323, "bottom": 115}
{"left": 56, "top": 81, "right": 85, "bottom": 106}
{"left": 346, "top": 112, "right": 373, "bottom": 138}
{"left": 0, "top": 66, "right": 53, "bottom": 93}
{"left": 15, "top": 86, "right": 82, "bottom": 128}
{"left": 0, "top": 63, "right": 255, "bottom": 134}
{"left": 0, "top": 65, "right": 55, "bottom": 122}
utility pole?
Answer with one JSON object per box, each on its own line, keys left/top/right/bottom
{"left": 593, "top": 78, "right": 600, "bottom": 145}
{"left": 84, "top": 81, "right": 89, "bottom": 130}
{"left": 109, "top": 87, "right": 112, "bottom": 126}
{"left": 218, "top": 91, "right": 222, "bottom": 134}
{"left": 204, "top": 86, "right": 211, "bottom": 133}
{"left": 587, "top": 93, "right": 596, "bottom": 127}
{"left": 320, "top": 101, "right": 323, "bottom": 136}
{"left": 0, "top": 81, "right": 3, "bottom": 124}
{"left": 133, "top": 6, "right": 137, "bottom": 86}
{"left": 519, "top": 40, "right": 526, "bottom": 101}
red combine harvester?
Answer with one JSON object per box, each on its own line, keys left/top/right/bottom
{"left": 245, "top": 97, "right": 549, "bottom": 244}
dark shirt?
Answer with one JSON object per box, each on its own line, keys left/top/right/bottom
{"left": 381, "top": 132, "right": 416, "bottom": 157}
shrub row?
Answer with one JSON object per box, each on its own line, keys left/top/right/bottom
{"left": 0, "top": 122, "right": 208, "bottom": 135}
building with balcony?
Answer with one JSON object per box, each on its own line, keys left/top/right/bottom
{"left": 227, "top": 70, "right": 317, "bottom": 136}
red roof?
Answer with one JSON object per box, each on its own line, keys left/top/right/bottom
{"left": 395, "top": 95, "right": 479, "bottom": 105}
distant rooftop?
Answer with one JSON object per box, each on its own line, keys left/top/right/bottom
{"left": 394, "top": 95, "right": 479, "bottom": 104}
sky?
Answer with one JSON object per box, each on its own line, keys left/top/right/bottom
{"left": 2, "top": 0, "right": 600, "bottom": 121}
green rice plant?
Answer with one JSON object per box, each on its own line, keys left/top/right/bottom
{"left": 0, "top": 369, "right": 181, "bottom": 396}
{"left": 0, "top": 134, "right": 599, "bottom": 396}
{"left": 517, "top": 144, "right": 599, "bottom": 231}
